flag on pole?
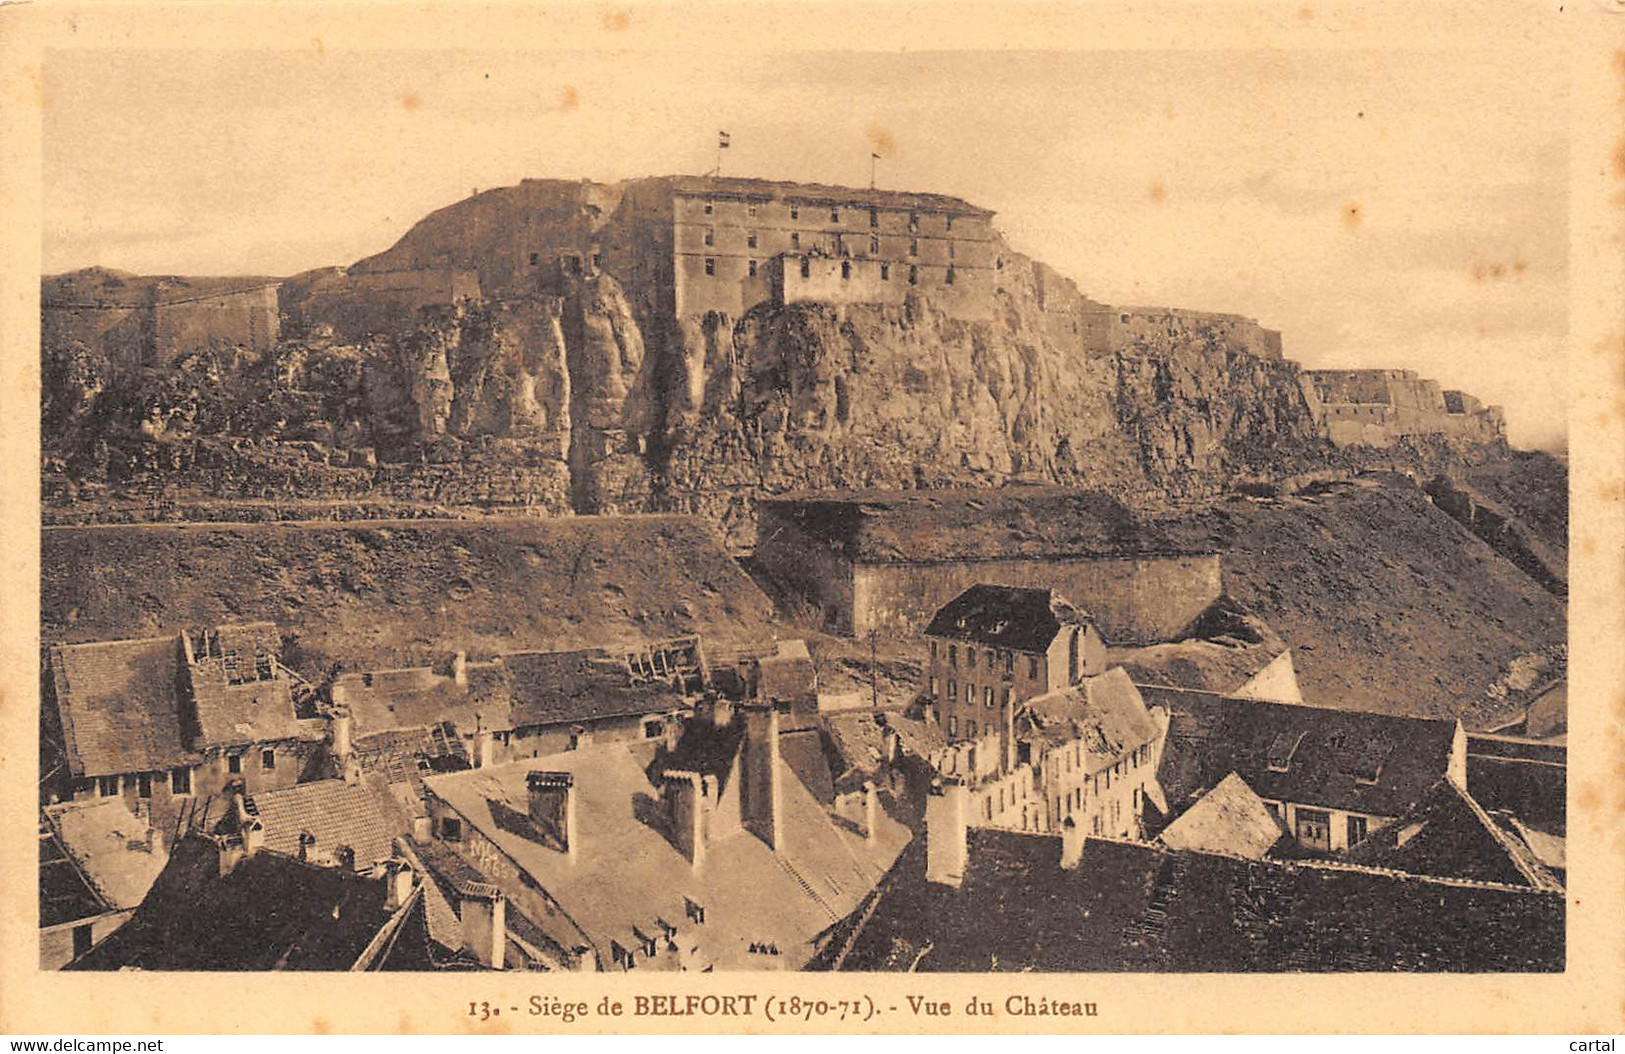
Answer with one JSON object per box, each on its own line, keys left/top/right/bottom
{"left": 719, "top": 131, "right": 731, "bottom": 149}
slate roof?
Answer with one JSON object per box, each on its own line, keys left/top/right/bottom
{"left": 925, "top": 585, "right": 1093, "bottom": 653}
{"left": 341, "top": 664, "right": 511, "bottom": 739}
{"left": 423, "top": 741, "right": 911, "bottom": 971}
{"left": 247, "top": 778, "right": 409, "bottom": 872}
{"left": 1158, "top": 773, "right": 1285, "bottom": 859}
{"left": 1147, "top": 688, "right": 1459, "bottom": 819}
{"left": 1015, "top": 668, "right": 1161, "bottom": 764}
{"left": 759, "top": 488, "right": 1209, "bottom": 565}
{"left": 44, "top": 799, "right": 170, "bottom": 911}
{"left": 1346, "top": 778, "right": 1562, "bottom": 891}
{"left": 839, "top": 829, "right": 1564, "bottom": 972}
{"left": 1464, "top": 734, "right": 1566, "bottom": 836}
{"left": 67, "top": 838, "right": 398, "bottom": 970}
{"left": 50, "top": 636, "right": 198, "bottom": 778}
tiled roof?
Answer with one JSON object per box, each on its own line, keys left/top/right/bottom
{"left": 1148, "top": 688, "right": 1459, "bottom": 819}
{"left": 341, "top": 664, "right": 511, "bottom": 739}
{"left": 67, "top": 838, "right": 396, "bottom": 971}
{"left": 50, "top": 636, "right": 198, "bottom": 778}
{"left": 759, "top": 487, "right": 1208, "bottom": 565}
{"left": 353, "top": 723, "right": 471, "bottom": 795}
{"left": 423, "top": 740, "right": 911, "bottom": 971}
{"left": 1158, "top": 773, "right": 1284, "bottom": 859}
{"left": 1464, "top": 736, "right": 1566, "bottom": 837}
{"left": 186, "top": 622, "right": 319, "bottom": 749}
{"left": 502, "top": 650, "right": 689, "bottom": 729}
{"left": 1015, "top": 668, "right": 1160, "bottom": 762}
{"left": 45, "top": 799, "right": 170, "bottom": 910}
{"left": 925, "top": 585, "right": 1091, "bottom": 653}
{"left": 247, "top": 778, "right": 408, "bottom": 871}
{"left": 39, "top": 819, "right": 113, "bottom": 928}
{"left": 839, "top": 828, "right": 1563, "bottom": 972}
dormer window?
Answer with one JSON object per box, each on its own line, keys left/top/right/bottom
{"left": 684, "top": 897, "right": 706, "bottom": 925}
{"left": 1266, "top": 730, "right": 1307, "bottom": 773}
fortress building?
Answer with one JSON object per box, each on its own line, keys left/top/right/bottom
{"left": 348, "top": 175, "right": 1004, "bottom": 323}
{"left": 1303, "top": 368, "right": 1505, "bottom": 448}
{"left": 43, "top": 269, "right": 281, "bottom": 365}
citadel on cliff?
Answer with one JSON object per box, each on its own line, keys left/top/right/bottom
{"left": 38, "top": 173, "right": 1563, "bottom": 975}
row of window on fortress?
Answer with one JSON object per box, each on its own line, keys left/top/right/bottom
{"left": 87, "top": 749, "right": 279, "bottom": 799}
{"left": 705, "top": 256, "right": 957, "bottom": 285}
{"left": 704, "top": 200, "right": 959, "bottom": 231}
{"left": 706, "top": 228, "right": 956, "bottom": 258}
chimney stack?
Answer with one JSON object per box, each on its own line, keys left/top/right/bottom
{"left": 473, "top": 725, "right": 496, "bottom": 769}
{"left": 881, "top": 724, "right": 901, "bottom": 765}
{"left": 383, "top": 855, "right": 417, "bottom": 911}
{"left": 1060, "top": 816, "right": 1085, "bottom": 870}
{"left": 331, "top": 708, "right": 353, "bottom": 766}
{"left": 925, "top": 779, "right": 968, "bottom": 887}
{"left": 863, "top": 780, "right": 879, "bottom": 845}
{"left": 663, "top": 770, "right": 706, "bottom": 870}
{"left": 458, "top": 882, "right": 507, "bottom": 969}
{"left": 526, "top": 771, "right": 577, "bottom": 860}
{"left": 742, "top": 700, "right": 783, "bottom": 852}
{"left": 452, "top": 650, "right": 468, "bottom": 688}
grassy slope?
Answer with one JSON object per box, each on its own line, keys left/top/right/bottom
{"left": 1159, "top": 476, "right": 1566, "bottom": 728}
{"left": 42, "top": 516, "right": 783, "bottom": 676}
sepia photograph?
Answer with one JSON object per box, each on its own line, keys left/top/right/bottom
{"left": 3, "top": 0, "right": 1621, "bottom": 1037}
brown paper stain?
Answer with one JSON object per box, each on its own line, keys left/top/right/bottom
{"left": 1577, "top": 780, "right": 1601, "bottom": 815}
{"left": 312, "top": 37, "right": 325, "bottom": 57}
{"left": 1612, "top": 138, "right": 1625, "bottom": 181}
{"left": 1342, "top": 202, "right": 1362, "bottom": 229}
{"left": 560, "top": 85, "right": 580, "bottom": 111}
{"left": 1469, "top": 260, "right": 1526, "bottom": 283}
{"left": 312, "top": 1019, "right": 330, "bottom": 1034}
{"left": 1149, "top": 181, "right": 1166, "bottom": 204}
{"left": 603, "top": 9, "right": 632, "bottom": 31}
{"left": 401, "top": 93, "right": 422, "bottom": 111}
{"left": 1298, "top": 6, "right": 1313, "bottom": 20}
{"left": 867, "top": 124, "right": 896, "bottom": 157}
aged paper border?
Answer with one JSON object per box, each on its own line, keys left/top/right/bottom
{"left": 1, "top": 0, "right": 1621, "bottom": 1035}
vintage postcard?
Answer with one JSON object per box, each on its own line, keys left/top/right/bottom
{"left": 0, "top": 0, "right": 1621, "bottom": 1036}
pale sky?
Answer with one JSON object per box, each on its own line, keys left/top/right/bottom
{"left": 43, "top": 47, "right": 1569, "bottom": 450}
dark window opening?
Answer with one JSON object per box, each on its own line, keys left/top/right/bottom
{"left": 908, "top": 212, "right": 919, "bottom": 231}
{"left": 643, "top": 719, "right": 663, "bottom": 739}
{"left": 703, "top": 202, "right": 713, "bottom": 215}
{"left": 830, "top": 208, "right": 840, "bottom": 222}
{"left": 704, "top": 258, "right": 715, "bottom": 276}
{"left": 789, "top": 206, "right": 799, "bottom": 220}
{"left": 791, "top": 232, "right": 801, "bottom": 250}
{"left": 909, "top": 266, "right": 918, "bottom": 285}
{"left": 441, "top": 816, "right": 462, "bottom": 841}
{"left": 746, "top": 231, "right": 757, "bottom": 249}
{"left": 529, "top": 252, "right": 540, "bottom": 266}
{"left": 880, "top": 263, "right": 890, "bottom": 281}
{"left": 870, "top": 235, "right": 880, "bottom": 254}
{"left": 171, "top": 766, "right": 191, "bottom": 795}
{"left": 946, "top": 267, "right": 957, "bottom": 285}
{"left": 261, "top": 749, "right": 276, "bottom": 771}
{"left": 841, "top": 261, "right": 851, "bottom": 279}
{"left": 704, "top": 228, "right": 715, "bottom": 247}
{"left": 909, "top": 238, "right": 919, "bottom": 256}
{"left": 227, "top": 755, "right": 242, "bottom": 774}
{"left": 869, "top": 207, "right": 879, "bottom": 227}
{"left": 748, "top": 260, "right": 758, "bottom": 277}
{"left": 137, "top": 773, "right": 153, "bottom": 799}
{"left": 800, "top": 258, "right": 810, "bottom": 278}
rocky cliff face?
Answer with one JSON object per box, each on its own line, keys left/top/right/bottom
{"left": 40, "top": 179, "right": 1509, "bottom": 538}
